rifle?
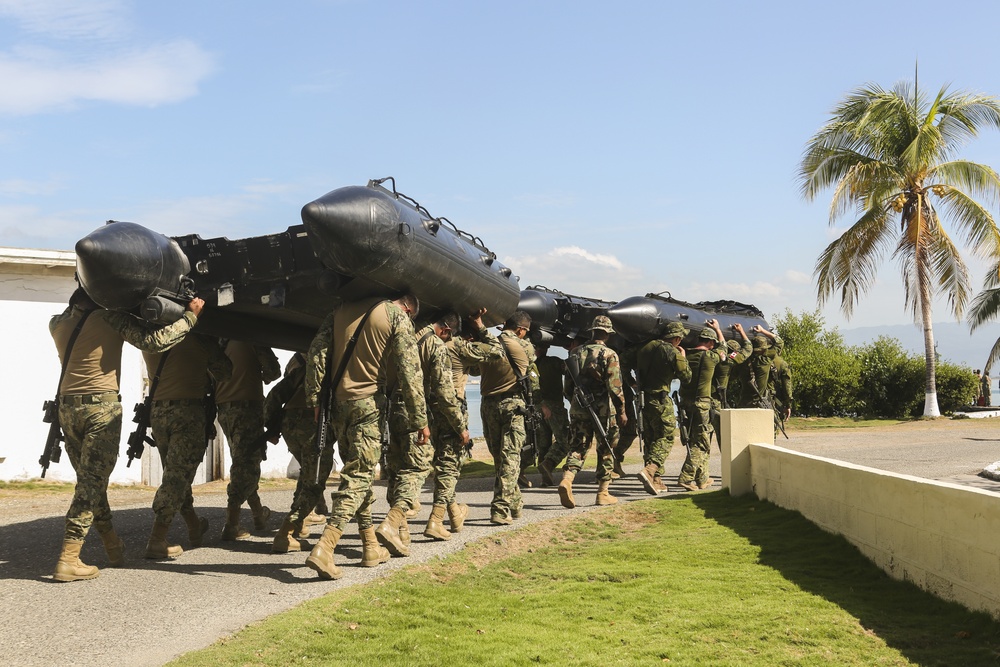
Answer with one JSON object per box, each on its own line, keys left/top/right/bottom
{"left": 747, "top": 364, "right": 787, "bottom": 440}
{"left": 125, "top": 396, "right": 154, "bottom": 467}
{"left": 501, "top": 339, "right": 541, "bottom": 470}
{"left": 633, "top": 368, "right": 645, "bottom": 455}
{"left": 39, "top": 400, "right": 63, "bottom": 478}
{"left": 565, "top": 354, "right": 612, "bottom": 450}
{"left": 671, "top": 390, "right": 690, "bottom": 448}
{"left": 378, "top": 389, "right": 391, "bottom": 478}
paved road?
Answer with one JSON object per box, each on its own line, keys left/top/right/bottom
{"left": 3, "top": 418, "right": 999, "bottom": 667}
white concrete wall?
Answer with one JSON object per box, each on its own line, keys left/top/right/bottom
{"left": 747, "top": 441, "right": 1000, "bottom": 619}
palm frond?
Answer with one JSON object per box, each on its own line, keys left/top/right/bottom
{"left": 815, "top": 205, "right": 895, "bottom": 316}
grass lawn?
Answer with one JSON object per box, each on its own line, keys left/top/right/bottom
{"left": 786, "top": 417, "right": 909, "bottom": 430}
{"left": 166, "top": 493, "right": 1000, "bottom": 666}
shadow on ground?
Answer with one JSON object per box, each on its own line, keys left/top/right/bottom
{"left": 685, "top": 491, "right": 1000, "bottom": 666}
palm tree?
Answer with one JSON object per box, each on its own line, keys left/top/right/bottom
{"left": 799, "top": 75, "right": 1000, "bottom": 416}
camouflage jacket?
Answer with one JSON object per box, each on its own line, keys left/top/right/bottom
{"left": 713, "top": 337, "right": 753, "bottom": 397}
{"left": 634, "top": 338, "right": 691, "bottom": 395}
{"left": 565, "top": 340, "right": 625, "bottom": 414}
{"left": 415, "top": 325, "right": 466, "bottom": 435}
{"left": 455, "top": 328, "right": 540, "bottom": 400}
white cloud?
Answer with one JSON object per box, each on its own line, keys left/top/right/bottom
{"left": 784, "top": 269, "right": 812, "bottom": 285}
{"left": 0, "top": 40, "right": 215, "bottom": 114}
{"left": 0, "top": 177, "right": 64, "bottom": 196}
{"left": 503, "top": 245, "right": 644, "bottom": 302}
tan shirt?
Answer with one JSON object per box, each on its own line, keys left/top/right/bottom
{"left": 215, "top": 341, "right": 278, "bottom": 404}
{"left": 143, "top": 334, "right": 232, "bottom": 401}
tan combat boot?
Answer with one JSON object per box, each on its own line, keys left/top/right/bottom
{"left": 145, "top": 519, "right": 183, "bottom": 559}
{"left": 375, "top": 507, "right": 410, "bottom": 557}
{"left": 595, "top": 481, "right": 618, "bottom": 506}
{"left": 612, "top": 458, "right": 626, "bottom": 480}
{"left": 637, "top": 463, "right": 658, "bottom": 496}
{"left": 53, "top": 539, "right": 100, "bottom": 582}
{"left": 653, "top": 476, "right": 668, "bottom": 493}
{"left": 698, "top": 477, "right": 714, "bottom": 490}
{"left": 271, "top": 516, "right": 302, "bottom": 554}
{"left": 180, "top": 509, "right": 210, "bottom": 548}
{"left": 423, "top": 504, "right": 452, "bottom": 541}
{"left": 399, "top": 519, "right": 411, "bottom": 549}
{"left": 221, "top": 504, "right": 250, "bottom": 541}
{"left": 404, "top": 500, "right": 421, "bottom": 519}
{"left": 359, "top": 526, "right": 391, "bottom": 567}
{"left": 305, "top": 525, "right": 343, "bottom": 579}
{"left": 538, "top": 459, "right": 555, "bottom": 487}
{"left": 94, "top": 521, "right": 124, "bottom": 567}
{"left": 248, "top": 493, "right": 272, "bottom": 531}
{"left": 558, "top": 469, "right": 577, "bottom": 509}
{"left": 447, "top": 503, "right": 469, "bottom": 533}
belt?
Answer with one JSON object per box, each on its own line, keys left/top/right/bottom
{"left": 153, "top": 398, "right": 205, "bottom": 406}
{"left": 483, "top": 390, "right": 520, "bottom": 400}
{"left": 646, "top": 390, "right": 670, "bottom": 402}
{"left": 60, "top": 392, "right": 120, "bottom": 405}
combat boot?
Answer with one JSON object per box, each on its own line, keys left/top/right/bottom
{"left": 612, "top": 458, "right": 626, "bottom": 480}
{"left": 271, "top": 516, "right": 302, "bottom": 554}
{"left": 295, "top": 523, "right": 312, "bottom": 540}
{"left": 145, "top": 519, "right": 183, "bottom": 559}
{"left": 180, "top": 509, "right": 209, "bottom": 548}
{"left": 517, "top": 472, "right": 532, "bottom": 488}
{"left": 314, "top": 496, "right": 329, "bottom": 517}
{"left": 595, "top": 481, "right": 618, "bottom": 506}
{"left": 94, "top": 521, "right": 124, "bottom": 567}
{"left": 678, "top": 479, "right": 699, "bottom": 492}
{"left": 558, "top": 469, "right": 577, "bottom": 509}
{"left": 53, "top": 539, "right": 100, "bottom": 582}
{"left": 221, "top": 504, "right": 250, "bottom": 541}
{"left": 653, "top": 476, "right": 668, "bottom": 493}
{"left": 404, "top": 500, "right": 421, "bottom": 519}
{"left": 447, "top": 503, "right": 468, "bottom": 533}
{"left": 637, "top": 463, "right": 658, "bottom": 496}
{"left": 423, "top": 504, "right": 452, "bottom": 541}
{"left": 375, "top": 507, "right": 410, "bottom": 557}
{"left": 698, "top": 477, "right": 714, "bottom": 490}
{"left": 538, "top": 459, "right": 555, "bottom": 487}
{"left": 305, "top": 525, "right": 343, "bottom": 580}
{"left": 399, "top": 519, "right": 411, "bottom": 549}
{"left": 359, "top": 526, "right": 391, "bottom": 567}
{"left": 248, "top": 493, "right": 272, "bottom": 531}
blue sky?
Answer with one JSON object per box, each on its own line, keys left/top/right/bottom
{"left": 3, "top": 0, "right": 1000, "bottom": 334}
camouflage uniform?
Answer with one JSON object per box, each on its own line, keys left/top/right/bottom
{"left": 304, "top": 298, "right": 426, "bottom": 532}
{"left": 678, "top": 332, "right": 726, "bottom": 487}
{"left": 455, "top": 329, "right": 538, "bottom": 521}
{"left": 711, "top": 336, "right": 752, "bottom": 445}
{"left": 564, "top": 339, "right": 625, "bottom": 483}
{"left": 612, "top": 343, "right": 642, "bottom": 463}
{"left": 535, "top": 354, "right": 570, "bottom": 468}
{"left": 736, "top": 334, "right": 784, "bottom": 408}
{"left": 264, "top": 356, "right": 335, "bottom": 525}
{"left": 634, "top": 327, "right": 691, "bottom": 478}
{"left": 146, "top": 334, "right": 233, "bottom": 526}
{"left": 769, "top": 354, "right": 793, "bottom": 418}
{"left": 50, "top": 304, "right": 198, "bottom": 542}
{"left": 216, "top": 342, "right": 280, "bottom": 509}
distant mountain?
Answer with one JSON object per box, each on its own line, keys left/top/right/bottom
{"left": 838, "top": 321, "right": 1000, "bottom": 370}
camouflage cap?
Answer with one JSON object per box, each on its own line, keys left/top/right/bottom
{"left": 699, "top": 328, "right": 719, "bottom": 343}
{"left": 663, "top": 321, "right": 688, "bottom": 338}
{"left": 726, "top": 339, "right": 741, "bottom": 352}
{"left": 590, "top": 315, "right": 614, "bottom": 333}
{"left": 752, "top": 335, "right": 769, "bottom": 349}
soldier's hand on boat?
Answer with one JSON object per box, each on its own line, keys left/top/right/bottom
{"left": 186, "top": 297, "right": 205, "bottom": 317}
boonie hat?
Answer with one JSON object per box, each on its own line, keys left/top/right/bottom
{"left": 752, "top": 335, "right": 769, "bottom": 349}
{"left": 664, "top": 321, "right": 688, "bottom": 338}
{"left": 590, "top": 315, "right": 614, "bottom": 333}
{"left": 699, "top": 328, "right": 719, "bottom": 343}
{"left": 726, "top": 339, "right": 741, "bottom": 352}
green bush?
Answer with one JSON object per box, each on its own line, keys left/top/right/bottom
{"left": 930, "top": 362, "right": 979, "bottom": 415}
{"left": 855, "top": 337, "right": 923, "bottom": 418}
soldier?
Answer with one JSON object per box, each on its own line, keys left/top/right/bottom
{"left": 632, "top": 321, "right": 691, "bottom": 495}
{"left": 735, "top": 326, "right": 784, "bottom": 408}
{"left": 143, "top": 333, "right": 232, "bottom": 559}
{"left": 678, "top": 320, "right": 727, "bottom": 491}
{"left": 558, "top": 316, "right": 627, "bottom": 508}
{"left": 270, "top": 353, "right": 336, "bottom": 553}
{"left": 711, "top": 323, "right": 752, "bottom": 448}
{"left": 48, "top": 288, "right": 203, "bottom": 582}
{"left": 460, "top": 309, "right": 538, "bottom": 525}
{"left": 982, "top": 370, "right": 993, "bottom": 407}
{"left": 403, "top": 312, "right": 472, "bottom": 542}
{"left": 215, "top": 341, "right": 281, "bottom": 541}
{"left": 770, "top": 353, "right": 793, "bottom": 422}
{"left": 304, "top": 295, "right": 428, "bottom": 579}
{"left": 535, "top": 343, "right": 571, "bottom": 487}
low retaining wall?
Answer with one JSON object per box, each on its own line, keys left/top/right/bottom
{"left": 720, "top": 409, "right": 1000, "bottom": 619}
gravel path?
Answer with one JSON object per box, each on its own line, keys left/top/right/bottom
{"left": 3, "top": 419, "right": 999, "bottom": 667}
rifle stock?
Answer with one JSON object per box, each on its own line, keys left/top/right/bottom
{"left": 566, "top": 354, "right": 612, "bottom": 450}
{"left": 125, "top": 397, "right": 154, "bottom": 467}
{"left": 671, "top": 390, "right": 689, "bottom": 448}
{"left": 39, "top": 399, "right": 63, "bottom": 478}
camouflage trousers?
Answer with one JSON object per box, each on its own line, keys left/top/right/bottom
{"left": 565, "top": 403, "right": 615, "bottom": 483}
{"left": 612, "top": 407, "right": 638, "bottom": 463}
{"left": 385, "top": 425, "right": 431, "bottom": 512}
{"left": 326, "top": 396, "right": 380, "bottom": 531}
{"left": 59, "top": 395, "right": 122, "bottom": 541}
{"left": 537, "top": 399, "right": 570, "bottom": 467}
{"left": 481, "top": 394, "right": 525, "bottom": 520}
{"left": 151, "top": 399, "right": 208, "bottom": 525}
{"left": 218, "top": 400, "right": 265, "bottom": 507}
{"left": 678, "top": 399, "right": 712, "bottom": 486}
{"left": 642, "top": 396, "right": 676, "bottom": 476}
{"left": 428, "top": 406, "right": 467, "bottom": 507}
{"left": 284, "top": 407, "right": 335, "bottom": 524}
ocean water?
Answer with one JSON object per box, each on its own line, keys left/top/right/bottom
{"left": 466, "top": 382, "right": 482, "bottom": 438}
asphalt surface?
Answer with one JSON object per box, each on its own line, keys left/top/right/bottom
{"left": 3, "top": 419, "right": 1000, "bottom": 667}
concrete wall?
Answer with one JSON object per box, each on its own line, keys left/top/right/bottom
{"left": 720, "top": 410, "right": 1000, "bottom": 620}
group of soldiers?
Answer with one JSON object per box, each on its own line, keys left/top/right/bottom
{"left": 47, "top": 287, "right": 793, "bottom": 582}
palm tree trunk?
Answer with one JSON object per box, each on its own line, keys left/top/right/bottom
{"left": 920, "top": 276, "right": 941, "bottom": 417}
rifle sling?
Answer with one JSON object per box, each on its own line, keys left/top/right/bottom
{"left": 146, "top": 351, "right": 171, "bottom": 403}
{"left": 325, "top": 300, "right": 386, "bottom": 402}
{"left": 54, "top": 308, "right": 94, "bottom": 399}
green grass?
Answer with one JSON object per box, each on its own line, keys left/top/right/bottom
{"left": 166, "top": 493, "right": 1000, "bottom": 667}
{"left": 0, "top": 479, "right": 78, "bottom": 494}
{"left": 787, "top": 417, "right": 909, "bottom": 430}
